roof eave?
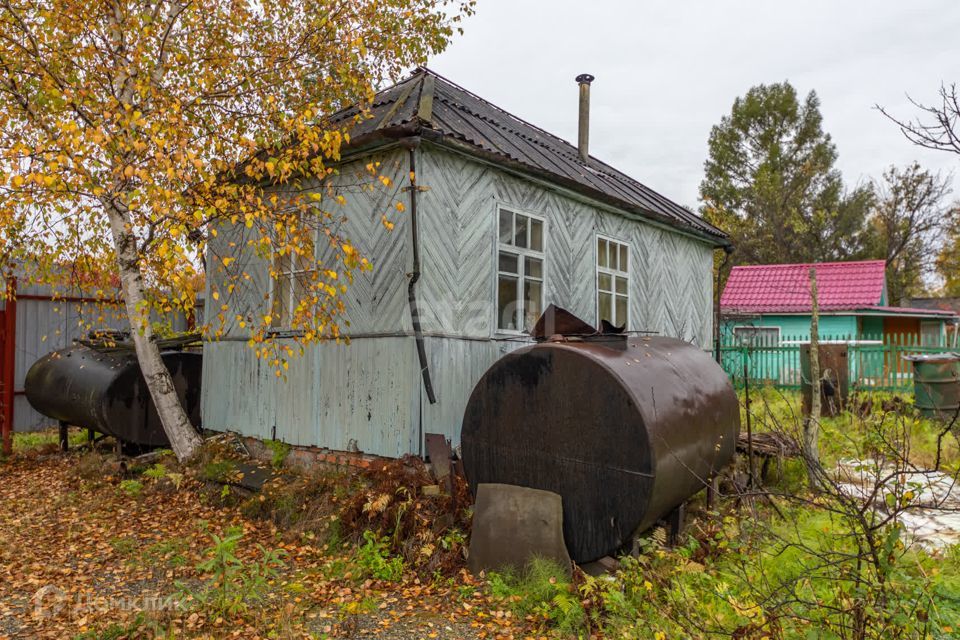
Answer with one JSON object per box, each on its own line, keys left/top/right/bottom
{"left": 416, "top": 130, "right": 731, "bottom": 248}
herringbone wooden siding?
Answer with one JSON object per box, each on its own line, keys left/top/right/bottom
{"left": 203, "top": 144, "right": 716, "bottom": 456}
{"left": 418, "top": 146, "right": 714, "bottom": 346}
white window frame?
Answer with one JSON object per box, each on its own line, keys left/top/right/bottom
{"left": 595, "top": 234, "right": 630, "bottom": 330}
{"left": 270, "top": 215, "right": 318, "bottom": 330}
{"left": 495, "top": 205, "right": 546, "bottom": 334}
{"left": 732, "top": 325, "right": 781, "bottom": 347}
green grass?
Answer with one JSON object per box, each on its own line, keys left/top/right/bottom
{"left": 12, "top": 427, "right": 89, "bottom": 452}
{"left": 742, "top": 387, "right": 959, "bottom": 470}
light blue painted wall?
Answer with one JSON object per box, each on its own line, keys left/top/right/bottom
{"left": 202, "top": 144, "right": 720, "bottom": 457}
{"left": 721, "top": 314, "right": 857, "bottom": 343}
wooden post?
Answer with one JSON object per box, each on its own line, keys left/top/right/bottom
{"left": 58, "top": 421, "right": 69, "bottom": 452}
{"left": 743, "top": 360, "right": 754, "bottom": 488}
{"left": 803, "top": 268, "right": 821, "bottom": 490}
{"left": 1, "top": 276, "right": 16, "bottom": 456}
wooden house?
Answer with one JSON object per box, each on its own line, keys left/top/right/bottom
{"left": 720, "top": 260, "right": 957, "bottom": 347}
{"left": 202, "top": 68, "right": 730, "bottom": 457}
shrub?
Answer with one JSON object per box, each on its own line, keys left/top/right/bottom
{"left": 356, "top": 530, "right": 404, "bottom": 582}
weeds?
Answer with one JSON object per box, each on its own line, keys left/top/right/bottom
{"left": 264, "top": 439, "right": 291, "bottom": 468}
{"left": 178, "top": 526, "right": 287, "bottom": 616}
{"left": 356, "top": 530, "right": 404, "bottom": 581}
{"left": 119, "top": 479, "right": 143, "bottom": 498}
{"left": 488, "top": 557, "right": 586, "bottom": 635}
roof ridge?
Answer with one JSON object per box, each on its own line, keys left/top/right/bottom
{"left": 731, "top": 259, "right": 887, "bottom": 270}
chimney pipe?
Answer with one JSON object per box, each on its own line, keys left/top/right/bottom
{"left": 576, "top": 73, "right": 594, "bottom": 163}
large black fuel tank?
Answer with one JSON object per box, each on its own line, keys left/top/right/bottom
{"left": 461, "top": 335, "right": 739, "bottom": 563}
{"left": 25, "top": 345, "right": 202, "bottom": 447}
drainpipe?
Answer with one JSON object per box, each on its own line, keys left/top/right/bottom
{"left": 714, "top": 246, "right": 733, "bottom": 364}
{"left": 401, "top": 137, "right": 437, "bottom": 426}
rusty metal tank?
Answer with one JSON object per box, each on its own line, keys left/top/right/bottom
{"left": 461, "top": 333, "right": 739, "bottom": 563}
{"left": 25, "top": 344, "right": 202, "bottom": 447}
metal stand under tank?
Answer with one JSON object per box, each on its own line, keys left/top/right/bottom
{"left": 460, "top": 332, "right": 739, "bottom": 564}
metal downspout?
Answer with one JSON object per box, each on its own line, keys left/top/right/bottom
{"left": 401, "top": 137, "right": 437, "bottom": 459}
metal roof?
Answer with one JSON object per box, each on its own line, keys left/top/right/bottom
{"left": 337, "top": 68, "right": 728, "bottom": 246}
{"left": 721, "top": 260, "right": 888, "bottom": 314}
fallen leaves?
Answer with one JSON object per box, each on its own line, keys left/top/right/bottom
{"left": 0, "top": 451, "right": 531, "bottom": 639}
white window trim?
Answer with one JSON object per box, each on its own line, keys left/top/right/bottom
{"left": 494, "top": 204, "right": 547, "bottom": 335}
{"left": 595, "top": 234, "right": 630, "bottom": 331}
{"left": 732, "top": 325, "right": 781, "bottom": 346}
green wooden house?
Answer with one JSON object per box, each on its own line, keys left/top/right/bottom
{"left": 719, "top": 260, "right": 958, "bottom": 388}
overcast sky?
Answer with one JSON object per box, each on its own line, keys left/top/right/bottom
{"left": 427, "top": 0, "right": 960, "bottom": 210}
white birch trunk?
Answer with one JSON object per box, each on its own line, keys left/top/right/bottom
{"left": 104, "top": 199, "right": 203, "bottom": 461}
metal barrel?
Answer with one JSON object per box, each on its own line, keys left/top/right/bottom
{"left": 25, "top": 344, "right": 202, "bottom": 447}
{"left": 461, "top": 335, "right": 739, "bottom": 563}
{"left": 904, "top": 353, "right": 960, "bottom": 419}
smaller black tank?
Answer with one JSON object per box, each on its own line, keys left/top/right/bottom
{"left": 25, "top": 345, "right": 202, "bottom": 447}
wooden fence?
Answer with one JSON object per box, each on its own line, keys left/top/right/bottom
{"left": 717, "top": 334, "right": 957, "bottom": 391}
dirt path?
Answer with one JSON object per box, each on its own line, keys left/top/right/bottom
{"left": 0, "top": 452, "right": 528, "bottom": 639}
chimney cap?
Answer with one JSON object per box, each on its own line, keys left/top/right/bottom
{"left": 575, "top": 73, "right": 595, "bottom": 84}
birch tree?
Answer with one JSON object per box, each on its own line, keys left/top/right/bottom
{"left": 0, "top": 0, "right": 472, "bottom": 460}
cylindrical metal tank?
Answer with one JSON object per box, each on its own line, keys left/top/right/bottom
{"left": 904, "top": 353, "right": 960, "bottom": 419}
{"left": 25, "top": 344, "right": 202, "bottom": 447}
{"left": 461, "top": 335, "right": 739, "bottom": 563}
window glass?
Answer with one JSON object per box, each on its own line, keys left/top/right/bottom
{"left": 524, "top": 280, "right": 542, "bottom": 329}
{"left": 598, "top": 292, "right": 612, "bottom": 324}
{"left": 525, "top": 257, "right": 542, "bottom": 279}
{"left": 497, "top": 275, "right": 519, "bottom": 331}
{"left": 733, "top": 327, "right": 779, "bottom": 347}
{"left": 598, "top": 272, "right": 612, "bottom": 292}
{"left": 530, "top": 220, "right": 543, "bottom": 251}
{"left": 615, "top": 296, "right": 628, "bottom": 326}
{"left": 514, "top": 214, "right": 528, "bottom": 248}
{"left": 598, "top": 238, "right": 608, "bottom": 268}
{"left": 499, "top": 252, "right": 518, "bottom": 274}
{"left": 499, "top": 209, "right": 513, "bottom": 245}
{"left": 615, "top": 276, "right": 628, "bottom": 295}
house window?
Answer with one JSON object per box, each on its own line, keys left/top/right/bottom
{"left": 920, "top": 321, "right": 942, "bottom": 347}
{"left": 271, "top": 229, "right": 316, "bottom": 329}
{"left": 733, "top": 326, "right": 780, "bottom": 347}
{"left": 596, "top": 236, "right": 629, "bottom": 329}
{"left": 497, "top": 208, "right": 544, "bottom": 332}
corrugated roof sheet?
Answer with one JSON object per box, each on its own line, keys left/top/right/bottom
{"left": 336, "top": 68, "right": 727, "bottom": 245}
{"left": 721, "top": 260, "right": 888, "bottom": 313}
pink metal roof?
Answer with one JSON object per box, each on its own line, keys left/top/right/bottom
{"left": 721, "top": 260, "right": 888, "bottom": 313}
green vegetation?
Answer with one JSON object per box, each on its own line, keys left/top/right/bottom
{"left": 200, "top": 459, "right": 238, "bottom": 484}
{"left": 263, "top": 439, "right": 292, "bottom": 468}
{"left": 489, "top": 557, "right": 586, "bottom": 635}
{"left": 118, "top": 479, "right": 143, "bottom": 498}
{"left": 12, "top": 427, "right": 88, "bottom": 452}
{"left": 356, "top": 530, "right": 405, "bottom": 581}
{"left": 178, "top": 526, "right": 287, "bottom": 617}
